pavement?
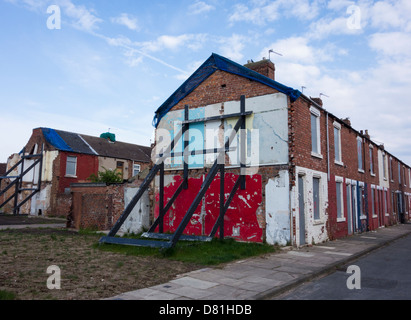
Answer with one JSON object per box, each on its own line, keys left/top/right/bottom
{"left": 0, "top": 223, "right": 66, "bottom": 230}
{"left": 0, "top": 214, "right": 66, "bottom": 230}
{"left": 2, "top": 215, "right": 410, "bottom": 301}
{"left": 107, "top": 223, "right": 411, "bottom": 300}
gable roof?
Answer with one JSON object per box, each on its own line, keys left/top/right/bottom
{"left": 41, "top": 128, "right": 151, "bottom": 163}
{"left": 152, "top": 53, "right": 302, "bottom": 127}
{"left": 81, "top": 135, "right": 152, "bottom": 163}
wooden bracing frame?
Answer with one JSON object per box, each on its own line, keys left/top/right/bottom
{"left": 0, "top": 147, "right": 43, "bottom": 215}
{"left": 99, "top": 96, "right": 251, "bottom": 248}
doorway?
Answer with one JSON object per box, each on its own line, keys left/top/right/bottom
{"left": 298, "top": 175, "right": 306, "bottom": 246}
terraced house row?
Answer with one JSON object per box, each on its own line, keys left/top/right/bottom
{"left": 148, "top": 53, "right": 411, "bottom": 247}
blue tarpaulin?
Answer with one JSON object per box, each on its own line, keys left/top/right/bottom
{"left": 152, "top": 53, "right": 302, "bottom": 128}
{"left": 42, "top": 128, "right": 73, "bottom": 152}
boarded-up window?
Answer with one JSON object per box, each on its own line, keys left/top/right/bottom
{"left": 116, "top": 161, "right": 124, "bottom": 179}
{"left": 359, "top": 185, "right": 364, "bottom": 216}
{"left": 336, "top": 181, "right": 343, "bottom": 219}
{"left": 313, "top": 177, "right": 320, "bottom": 220}
{"left": 384, "top": 190, "right": 388, "bottom": 213}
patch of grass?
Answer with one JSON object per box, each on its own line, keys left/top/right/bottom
{"left": 0, "top": 290, "right": 16, "bottom": 300}
{"left": 97, "top": 237, "right": 278, "bottom": 266}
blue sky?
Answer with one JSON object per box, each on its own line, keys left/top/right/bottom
{"left": 1, "top": 0, "right": 411, "bottom": 166}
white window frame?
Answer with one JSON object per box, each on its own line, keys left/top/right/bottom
{"left": 313, "top": 175, "right": 322, "bottom": 222}
{"left": 371, "top": 185, "right": 377, "bottom": 218}
{"left": 382, "top": 153, "right": 387, "bottom": 180}
{"left": 336, "top": 176, "right": 345, "bottom": 222}
{"left": 384, "top": 188, "right": 389, "bottom": 216}
{"left": 346, "top": 179, "right": 352, "bottom": 226}
{"left": 333, "top": 122, "right": 343, "bottom": 166}
{"left": 133, "top": 163, "right": 141, "bottom": 176}
{"left": 65, "top": 156, "right": 77, "bottom": 177}
{"left": 357, "top": 137, "right": 364, "bottom": 173}
{"left": 403, "top": 166, "right": 407, "bottom": 187}
{"left": 310, "top": 107, "right": 322, "bottom": 159}
{"left": 369, "top": 144, "right": 375, "bottom": 176}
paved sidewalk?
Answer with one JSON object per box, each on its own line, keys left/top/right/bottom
{"left": 108, "top": 223, "right": 411, "bottom": 300}
{"left": 0, "top": 223, "right": 66, "bottom": 230}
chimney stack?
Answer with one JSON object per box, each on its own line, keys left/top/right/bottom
{"left": 310, "top": 97, "right": 323, "bottom": 107}
{"left": 341, "top": 117, "right": 351, "bottom": 127}
{"left": 244, "top": 58, "right": 275, "bottom": 81}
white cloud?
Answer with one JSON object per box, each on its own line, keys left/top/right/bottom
{"left": 111, "top": 13, "right": 139, "bottom": 31}
{"left": 228, "top": 0, "right": 321, "bottom": 25}
{"left": 307, "top": 16, "right": 363, "bottom": 40}
{"left": 58, "top": 0, "right": 103, "bottom": 32}
{"left": 327, "top": 0, "right": 356, "bottom": 11}
{"left": 219, "top": 34, "right": 247, "bottom": 61}
{"left": 259, "top": 37, "right": 344, "bottom": 65}
{"left": 228, "top": 2, "right": 280, "bottom": 26}
{"left": 369, "top": 32, "right": 411, "bottom": 57}
{"left": 284, "top": 0, "right": 321, "bottom": 21}
{"left": 140, "top": 34, "right": 207, "bottom": 53}
{"left": 188, "top": 1, "right": 215, "bottom": 15}
{"left": 4, "top": 0, "right": 49, "bottom": 12}
{"left": 369, "top": 0, "right": 411, "bottom": 31}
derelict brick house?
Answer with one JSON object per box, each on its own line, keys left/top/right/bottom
{"left": 2, "top": 128, "right": 151, "bottom": 217}
{"left": 149, "top": 53, "right": 411, "bottom": 247}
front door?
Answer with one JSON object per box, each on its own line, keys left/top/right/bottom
{"left": 298, "top": 176, "right": 306, "bottom": 246}
{"left": 346, "top": 183, "right": 353, "bottom": 235}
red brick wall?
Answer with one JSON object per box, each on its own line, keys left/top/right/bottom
{"left": 290, "top": 95, "right": 411, "bottom": 241}
{"left": 70, "top": 184, "right": 122, "bottom": 230}
{"left": 58, "top": 152, "right": 99, "bottom": 193}
{"left": 172, "top": 70, "right": 279, "bottom": 111}
{"left": 69, "top": 181, "right": 144, "bottom": 231}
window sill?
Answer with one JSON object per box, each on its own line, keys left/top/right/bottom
{"left": 311, "top": 152, "right": 323, "bottom": 159}
{"left": 372, "top": 215, "right": 378, "bottom": 218}
{"left": 337, "top": 217, "right": 346, "bottom": 223}
{"left": 65, "top": 175, "right": 78, "bottom": 178}
{"left": 360, "top": 215, "right": 367, "bottom": 220}
{"left": 358, "top": 169, "right": 365, "bottom": 174}
{"left": 370, "top": 173, "right": 376, "bottom": 177}
{"left": 334, "top": 160, "right": 344, "bottom": 166}
{"left": 313, "top": 219, "right": 325, "bottom": 225}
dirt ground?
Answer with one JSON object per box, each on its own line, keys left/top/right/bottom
{"left": 0, "top": 215, "right": 203, "bottom": 300}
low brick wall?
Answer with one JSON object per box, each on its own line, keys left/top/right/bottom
{"left": 69, "top": 180, "right": 150, "bottom": 232}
